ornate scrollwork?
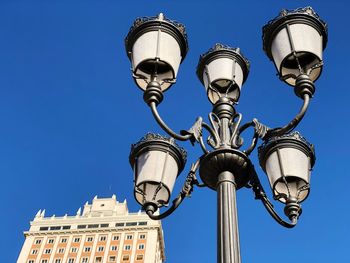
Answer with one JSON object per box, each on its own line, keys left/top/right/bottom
{"left": 198, "top": 43, "right": 250, "bottom": 70}
{"left": 252, "top": 118, "right": 270, "bottom": 139}
{"left": 131, "top": 132, "right": 187, "bottom": 162}
{"left": 126, "top": 13, "right": 188, "bottom": 46}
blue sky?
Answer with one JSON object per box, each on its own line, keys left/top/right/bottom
{"left": 0, "top": 0, "right": 349, "bottom": 262}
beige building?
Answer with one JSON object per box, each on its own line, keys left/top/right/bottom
{"left": 17, "top": 195, "right": 165, "bottom": 263}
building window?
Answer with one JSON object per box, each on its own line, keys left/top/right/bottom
{"left": 44, "top": 249, "right": 51, "bottom": 254}
{"left": 100, "top": 223, "right": 109, "bottom": 228}
{"left": 139, "top": 234, "right": 146, "bottom": 239}
{"left": 112, "top": 235, "right": 120, "bottom": 241}
{"left": 58, "top": 248, "right": 65, "bottom": 254}
{"left": 62, "top": 225, "right": 71, "bottom": 230}
{"left": 125, "top": 222, "right": 137, "bottom": 226}
{"left": 110, "top": 245, "right": 118, "bottom": 251}
{"left": 84, "top": 247, "right": 91, "bottom": 252}
{"left": 99, "top": 236, "right": 107, "bottom": 241}
{"left": 68, "top": 259, "right": 75, "bottom": 263}
{"left": 77, "top": 225, "right": 86, "bottom": 229}
{"left": 115, "top": 223, "right": 124, "bottom": 227}
{"left": 109, "top": 256, "right": 116, "bottom": 262}
{"left": 126, "top": 234, "right": 133, "bottom": 240}
{"left": 138, "top": 221, "right": 147, "bottom": 226}
{"left": 95, "top": 257, "right": 102, "bottom": 262}
{"left": 124, "top": 245, "right": 131, "bottom": 251}
{"left": 31, "top": 249, "right": 38, "bottom": 255}
{"left": 60, "top": 238, "right": 67, "bottom": 243}
{"left": 41, "top": 260, "right": 48, "bottom": 263}
{"left": 86, "top": 236, "right": 94, "bottom": 242}
{"left": 34, "top": 239, "right": 42, "bottom": 245}
{"left": 97, "top": 246, "right": 104, "bottom": 252}
{"left": 136, "top": 255, "right": 144, "bottom": 261}
{"left": 81, "top": 258, "right": 88, "bottom": 263}
{"left": 48, "top": 238, "right": 55, "bottom": 244}
{"left": 50, "top": 226, "right": 61, "bottom": 230}
{"left": 28, "top": 260, "right": 34, "bottom": 263}
{"left": 88, "top": 224, "right": 99, "bottom": 229}
{"left": 71, "top": 247, "right": 78, "bottom": 253}
{"left": 39, "top": 227, "right": 49, "bottom": 231}
{"left": 54, "top": 259, "right": 62, "bottom": 263}
{"left": 138, "top": 244, "right": 145, "bottom": 250}
{"left": 73, "top": 237, "right": 80, "bottom": 243}
{"left": 122, "top": 255, "right": 129, "bottom": 261}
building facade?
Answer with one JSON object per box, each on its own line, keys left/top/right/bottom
{"left": 17, "top": 195, "right": 165, "bottom": 263}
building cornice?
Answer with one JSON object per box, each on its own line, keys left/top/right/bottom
{"left": 30, "top": 214, "right": 159, "bottom": 226}
{"left": 24, "top": 225, "right": 162, "bottom": 237}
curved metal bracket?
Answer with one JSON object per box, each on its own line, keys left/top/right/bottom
{"left": 146, "top": 192, "right": 186, "bottom": 220}
{"left": 244, "top": 133, "right": 258, "bottom": 155}
{"left": 248, "top": 164, "right": 298, "bottom": 228}
{"left": 237, "top": 92, "right": 310, "bottom": 155}
{"left": 149, "top": 102, "right": 220, "bottom": 154}
{"left": 149, "top": 102, "right": 193, "bottom": 141}
{"left": 265, "top": 93, "right": 310, "bottom": 139}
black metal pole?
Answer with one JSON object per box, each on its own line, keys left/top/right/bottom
{"left": 214, "top": 98, "right": 241, "bottom": 263}
{"left": 217, "top": 171, "right": 241, "bottom": 263}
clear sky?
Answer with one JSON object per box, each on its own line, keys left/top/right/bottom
{"left": 0, "top": 0, "right": 349, "bottom": 262}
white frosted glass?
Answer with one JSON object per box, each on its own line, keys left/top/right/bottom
{"left": 206, "top": 58, "right": 244, "bottom": 89}
{"left": 290, "top": 23, "right": 323, "bottom": 61}
{"left": 132, "top": 31, "right": 182, "bottom": 91}
{"left": 265, "top": 151, "right": 282, "bottom": 187}
{"left": 271, "top": 24, "right": 323, "bottom": 85}
{"left": 265, "top": 147, "right": 311, "bottom": 202}
{"left": 271, "top": 28, "right": 290, "bottom": 72}
{"left": 134, "top": 150, "right": 179, "bottom": 205}
{"left": 202, "top": 57, "right": 244, "bottom": 103}
{"left": 278, "top": 148, "right": 310, "bottom": 182}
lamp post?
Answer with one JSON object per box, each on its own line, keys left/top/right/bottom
{"left": 125, "top": 6, "right": 327, "bottom": 263}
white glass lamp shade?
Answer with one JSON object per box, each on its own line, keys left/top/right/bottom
{"left": 197, "top": 44, "right": 249, "bottom": 104}
{"left": 258, "top": 132, "right": 315, "bottom": 203}
{"left": 129, "top": 133, "right": 187, "bottom": 208}
{"left": 263, "top": 7, "right": 328, "bottom": 86}
{"left": 125, "top": 13, "right": 188, "bottom": 92}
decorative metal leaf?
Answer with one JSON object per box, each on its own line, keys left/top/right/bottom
{"left": 180, "top": 117, "right": 203, "bottom": 145}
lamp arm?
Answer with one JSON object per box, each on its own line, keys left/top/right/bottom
{"left": 244, "top": 133, "right": 259, "bottom": 155}
{"left": 146, "top": 160, "right": 203, "bottom": 220}
{"left": 265, "top": 93, "right": 310, "bottom": 138}
{"left": 238, "top": 93, "right": 310, "bottom": 146}
{"left": 146, "top": 192, "right": 186, "bottom": 220}
{"left": 149, "top": 102, "right": 193, "bottom": 141}
{"left": 238, "top": 121, "right": 254, "bottom": 134}
{"left": 249, "top": 165, "right": 297, "bottom": 228}
{"left": 149, "top": 101, "right": 220, "bottom": 151}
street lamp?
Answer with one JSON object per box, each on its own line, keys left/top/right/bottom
{"left": 125, "top": 6, "right": 327, "bottom": 263}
